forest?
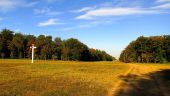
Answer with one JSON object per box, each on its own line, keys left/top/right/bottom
{"left": 119, "top": 35, "right": 170, "bottom": 63}
{"left": 0, "top": 29, "right": 115, "bottom": 61}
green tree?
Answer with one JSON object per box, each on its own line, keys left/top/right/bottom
{"left": 164, "top": 35, "right": 170, "bottom": 62}
{"left": 25, "top": 35, "right": 36, "bottom": 58}
{"left": 35, "top": 35, "right": 46, "bottom": 59}
{"left": 8, "top": 40, "right": 17, "bottom": 58}
{"left": 43, "top": 36, "right": 53, "bottom": 59}
{"left": 0, "top": 29, "right": 13, "bottom": 58}
{"left": 120, "top": 35, "right": 168, "bottom": 63}
{"left": 0, "top": 34, "right": 3, "bottom": 58}
{"left": 89, "top": 48, "right": 114, "bottom": 61}
{"left": 61, "top": 38, "right": 89, "bottom": 61}
{"left": 53, "top": 37, "right": 63, "bottom": 60}
{"left": 0, "top": 28, "right": 116, "bottom": 61}
{"left": 12, "top": 33, "right": 24, "bottom": 58}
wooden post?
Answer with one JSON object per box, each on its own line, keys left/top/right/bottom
{"left": 30, "top": 44, "right": 36, "bottom": 63}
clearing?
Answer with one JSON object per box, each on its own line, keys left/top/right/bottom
{"left": 0, "top": 59, "right": 170, "bottom": 96}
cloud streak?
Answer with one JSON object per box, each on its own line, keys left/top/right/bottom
{"left": 34, "top": 7, "right": 61, "bottom": 17}
{"left": 156, "top": 0, "right": 170, "bottom": 3}
{"left": 153, "top": 0, "right": 170, "bottom": 9}
{"left": 153, "top": 3, "right": 170, "bottom": 9}
{"left": 38, "top": 19, "right": 58, "bottom": 27}
{"left": 38, "top": 18, "right": 65, "bottom": 27}
{"left": 72, "top": 7, "right": 96, "bottom": 13}
{"left": 0, "top": 0, "right": 36, "bottom": 12}
{"left": 76, "top": 7, "right": 160, "bottom": 20}
{"left": 75, "top": 0, "right": 170, "bottom": 20}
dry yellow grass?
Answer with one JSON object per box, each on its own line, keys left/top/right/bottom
{"left": 0, "top": 59, "right": 129, "bottom": 96}
{"left": 113, "top": 63, "right": 170, "bottom": 96}
{"left": 0, "top": 59, "right": 170, "bottom": 96}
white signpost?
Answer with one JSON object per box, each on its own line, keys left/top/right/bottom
{"left": 30, "top": 44, "right": 36, "bottom": 63}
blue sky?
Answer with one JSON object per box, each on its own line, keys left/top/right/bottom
{"left": 0, "top": 0, "right": 170, "bottom": 58}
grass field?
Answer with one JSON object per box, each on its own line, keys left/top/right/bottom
{"left": 0, "top": 59, "right": 170, "bottom": 96}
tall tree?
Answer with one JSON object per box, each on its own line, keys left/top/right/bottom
{"left": 119, "top": 35, "right": 168, "bottom": 63}
{"left": 43, "top": 36, "right": 53, "bottom": 59}
{"left": 0, "top": 34, "right": 3, "bottom": 58}
{"left": 12, "top": 33, "right": 24, "bottom": 58}
{"left": 89, "top": 48, "right": 113, "bottom": 61}
{"left": 0, "top": 29, "right": 115, "bottom": 61}
{"left": 61, "top": 38, "right": 89, "bottom": 61}
{"left": 25, "top": 35, "right": 36, "bottom": 58}
{"left": 0, "top": 29, "right": 13, "bottom": 58}
{"left": 163, "top": 35, "right": 170, "bottom": 62}
{"left": 53, "top": 37, "right": 63, "bottom": 60}
{"left": 35, "top": 35, "right": 46, "bottom": 59}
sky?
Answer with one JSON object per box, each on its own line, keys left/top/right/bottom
{"left": 0, "top": 0, "right": 170, "bottom": 58}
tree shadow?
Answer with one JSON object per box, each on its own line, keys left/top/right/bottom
{"left": 115, "top": 69, "right": 170, "bottom": 96}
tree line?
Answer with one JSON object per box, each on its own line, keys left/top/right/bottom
{"left": 119, "top": 35, "right": 170, "bottom": 63}
{"left": 0, "top": 29, "right": 115, "bottom": 61}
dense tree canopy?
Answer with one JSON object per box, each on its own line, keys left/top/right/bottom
{"left": 0, "top": 29, "right": 13, "bottom": 58}
{"left": 0, "top": 29, "right": 115, "bottom": 61}
{"left": 61, "top": 38, "right": 89, "bottom": 61}
{"left": 119, "top": 35, "right": 170, "bottom": 63}
{"left": 89, "top": 48, "right": 115, "bottom": 61}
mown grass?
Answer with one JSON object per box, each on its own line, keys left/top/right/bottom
{"left": 0, "top": 59, "right": 130, "bottom": 96}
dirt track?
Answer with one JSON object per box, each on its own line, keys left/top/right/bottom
{"left": 109, "top": 64, "right": 170, "bottom": 96}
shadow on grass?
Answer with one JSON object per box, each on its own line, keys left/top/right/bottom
{"left": 115, "top": 69, "right": 170, "bottom": 96}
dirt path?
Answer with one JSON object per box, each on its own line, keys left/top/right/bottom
{"left": 107, "top": 64, "right": 135, "bottom": 96}
{"left": 108, "top": 64, "right": 170, "bottom": 96}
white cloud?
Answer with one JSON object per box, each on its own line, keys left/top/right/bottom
{"left": 73, "top": 7, "right": 95, "bottom": 13}
{"left": 0, "top": 0, "right": 20, "bottom": 12}
{"left": 38, "top": 18, "right": 64, "bottom": 27}
{"left": 154, "top": 0, "right": 170, "bottom": 9}
{"left": 34, "top": 8, "right": 60, "bottom": 17}
{"left": 38, "top": 19, "right": 57, "bottom": 27}
{"left": 0, "top": 0, "right": 36, "bottom": 12}
{"left": 76, "top": 7, "right": 159, "bottom": 20}
{"left": 152, "top": 3, "right": 170, "bottom": 9}
{"left": 61, "top": 19, "right": 116, "bottom": 31}
{"left": 15, "top": 29, "right": 20, "bottom": 32}
{"left": 24, "top": 2, "right": 37, "bottom": 7}
{"left": 156, "top": 0, "right": 170, "bottom": 3}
